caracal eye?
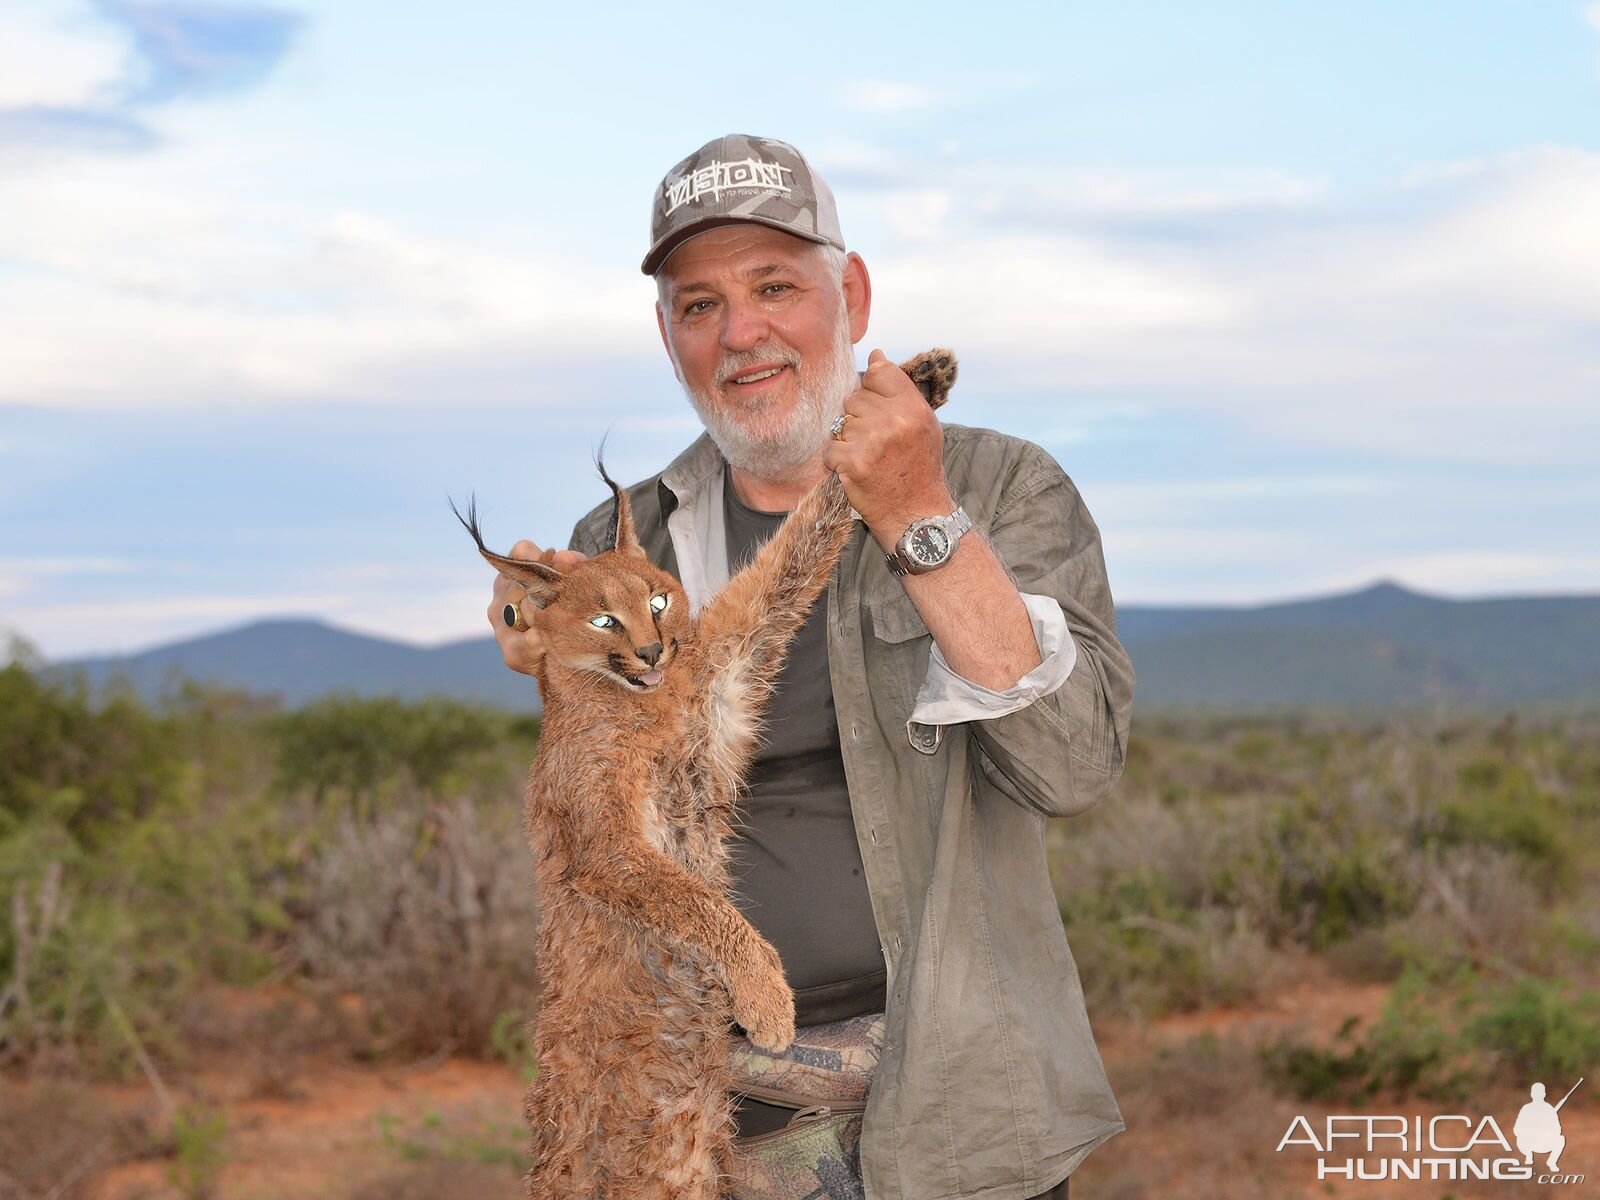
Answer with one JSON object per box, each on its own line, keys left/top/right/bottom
{"left": 650, "top": 593, "right": 669, "bottom": 614}
{"left": 590, "top": 614, "right": 617, "bottom": 629}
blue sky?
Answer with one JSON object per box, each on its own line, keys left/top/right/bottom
{"left": 3, "top": 0, "right": 1599, "bottom": 659}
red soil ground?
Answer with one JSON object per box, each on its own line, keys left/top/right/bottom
{"left": 52, "top": 967, "right": 1597, "bottom": 1199}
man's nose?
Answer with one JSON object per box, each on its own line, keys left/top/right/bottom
{"left": 718, "top": 297, "right": 768, "bottom": 351}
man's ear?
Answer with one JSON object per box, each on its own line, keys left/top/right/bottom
{"left": 843, "top": 251, "right": 872, "bottom": 344}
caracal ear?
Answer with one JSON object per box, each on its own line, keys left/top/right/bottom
{"left": 595, "top": 457, "right": 640, "bottom": 555}
{"left": 450, "top": 495, "right": 563, "bottom": 607}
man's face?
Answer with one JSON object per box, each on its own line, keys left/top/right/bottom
{"left": 655, "top": 225, "right": 870, "bottom": 480}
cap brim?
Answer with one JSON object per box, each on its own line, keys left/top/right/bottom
{"left": 641, "top": 215, "right": 835, "bottom": 276}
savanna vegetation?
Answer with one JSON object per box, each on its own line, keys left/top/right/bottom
{"left": 2, "top": 641, "right": 1596, "bottom": 1198}
{"left": 1052, "top": 713, "right": 1600, "bottom": 1099}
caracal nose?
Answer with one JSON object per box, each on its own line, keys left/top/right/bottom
{"left": 637, "top": 642, "right": 663, "bottom": 666}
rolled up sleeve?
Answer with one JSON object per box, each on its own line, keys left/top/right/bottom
{"left": 907, "top": 592, "right": 1077, "bottom": 727}
{"left": 937, "top": 451, "right": 1134, "bottom": 818}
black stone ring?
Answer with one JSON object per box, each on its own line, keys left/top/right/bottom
{"left": 503, "top": 602, "right": 527, "bottom": 631}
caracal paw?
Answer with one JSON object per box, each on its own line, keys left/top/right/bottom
{"left": 737, "top": 984, "right": 796, "bottom": 1054}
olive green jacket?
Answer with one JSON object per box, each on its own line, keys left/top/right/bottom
{"left": 570, "top": 424, "right": 1133, "bottom": 1200}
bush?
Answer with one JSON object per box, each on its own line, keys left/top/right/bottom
{"left": 168, "top": 1102, "right": 229, "bottom": 1199}
{"left": 272, "top": 695, "right": 536, "bottom": 805}
{"left": 1465, "top": 977, "right": 1600, "bottom": 1080}
{"left": 294, "top": 797, "right": 541, "bottom": 1057}
{"left": 1055, "top": 713, "right": 1600, "bottom": 1023}
{"left": 0, "top": 661, "right": 183, "bottom": 845}
{"left": 1262, "top": 967, "right": 1600, "bottom": 1104}
{"left": 0, "top": 1081, "right": 154, "bottom": 1198}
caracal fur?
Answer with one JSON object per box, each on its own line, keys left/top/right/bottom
{"left": 458, "top": 349, "right": 955, "bottom": 1199}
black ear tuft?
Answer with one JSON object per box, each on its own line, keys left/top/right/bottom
{"left": 594, "top": 437, "right": 639, "bottom": 553}
{"left": 449, "top": 492, "right": 565, "bottom": 599}
{"left": 449, "top": 493, "right": 490, "bottom": 553}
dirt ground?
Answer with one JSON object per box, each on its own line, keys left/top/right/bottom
{"left": 36, "top": 966, "right": 1596, "bottom": 1199}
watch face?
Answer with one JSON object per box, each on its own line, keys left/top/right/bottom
{"left": 908, "top": 523, "right": 951, "bottom": 566}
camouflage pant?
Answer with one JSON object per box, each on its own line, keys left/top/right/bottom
{"left": 724, "top": 1013, "right": 879, "bottom": 1200}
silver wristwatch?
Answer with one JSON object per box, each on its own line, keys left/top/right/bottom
{"left": 885, "top": 506, "right": 973, "bottom": 576}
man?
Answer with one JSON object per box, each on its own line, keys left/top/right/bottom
{"left": 488, "top": 134, "right": 1133, "bottom": 1199}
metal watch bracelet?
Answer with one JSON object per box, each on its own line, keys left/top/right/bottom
{"left": 885, "top": 506, "right": 973, "bottom": 576}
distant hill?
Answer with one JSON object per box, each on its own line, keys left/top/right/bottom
{"left": 1119, "top": 580, "right": 1600, "bottom": 710}
{"left": 50, "top": 617, "right": 544, "bottom": 712}
{"left": 43, "top": 581, "right": 1600, "bottom": 712}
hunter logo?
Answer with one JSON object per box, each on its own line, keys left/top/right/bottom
{"left": 664, "top": 157, "right": 793, "bottom": 214}
{"left": 1276, "top": 1078, "right": 1585, "bottom": 1185}
{"left": 1516, "top": 1080, "right": 1580, "bottom": 1174}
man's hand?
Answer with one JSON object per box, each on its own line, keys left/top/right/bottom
{"left": 488, "top": 541, "right": 587, "bottom": 676}
{"left": 823, "top": 348, "right": 956, "bottom": 545}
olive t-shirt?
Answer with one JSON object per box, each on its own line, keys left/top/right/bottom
{"left": 722, "top": 475, "right": 887, "bottom": 1027}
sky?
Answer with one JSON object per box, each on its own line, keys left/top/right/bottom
{"left": 2, "top": 0, "right": 1599, "bottom": 661}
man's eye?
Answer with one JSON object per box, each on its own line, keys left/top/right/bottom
{"left": 649, "top": 593, "right": 669, "bottom": 614}
{"left": 590, "top": 615, "right": 617, "bottom": 629}
{"left": 683, "top": 299, "right": 713, "bottom": 316}
{"left": 760, "top": 282, "right": 792, "bottom": 297}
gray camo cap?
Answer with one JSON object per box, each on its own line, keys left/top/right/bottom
{"left": 641, "top": 134, "right": 845, "bottom": 276}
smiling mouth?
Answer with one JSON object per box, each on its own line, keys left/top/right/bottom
{"left": 724, "top": 363, "right": 791, "bottom": 388}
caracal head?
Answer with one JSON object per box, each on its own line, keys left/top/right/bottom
{"left": 454, "top": 462, "right": 690, "bottom": 693}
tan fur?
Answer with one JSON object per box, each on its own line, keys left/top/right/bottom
{"left": 457, "top": 349, "right": 957, "bottom": 1199}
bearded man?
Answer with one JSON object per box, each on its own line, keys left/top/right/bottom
{"left": 488, "top": 135, "right": 1132, "bottom": 1200}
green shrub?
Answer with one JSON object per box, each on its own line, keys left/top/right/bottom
{"left": 0, "top": 661, "right": 183, "bottom": 844}
{"left": 169, "top": 1102, "right": 229, "bottom": 1199}
{"left": 271, "top": 694, "right": 536, "bottom": 805}
{"left": 1464, "top": 977, "right": 1600, "bottom": 1080}
{"left": 1263, "top": 968, "right": 1599, "bottom": 1105}
{"left": 1252, "top": 791, "right": 1419, "bottom": 949}
{"left": 376, "top": 1107, "right": 526, "bottom": 1168}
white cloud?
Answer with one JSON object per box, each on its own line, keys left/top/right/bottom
{"left": 0, "top": 163, "right": 649, "bottom": 407}
{"left": 3, "top": 114, "right": 1598, "bottom": 472}
{"left": 6, "top": 580, "right": 506, "bottom": 661}
{"left": 873, "top": 230, "right": 1240, "bottom": 349}
{"left": 6, "top": 591, "right": 352, "bottom": 661}
{"left": 0, "top": 555, "right": 132, "bottom": 579}
{"left": 840, "top": 81, "right": 936, "bottom": 114}
{"left": 974, "top": 165, "right": 1325, "bottom": 222}
{"left": 858, "top": 147, "right": 1600, "bottom": 463}
{"left": 0, "top": 6, "right": 127, "bottom": 110}
{"left": 1340, "top": 550, "right": 1600, "bottom": 596}
{"left": 1109, "top": 527, "right": 1300, "bottom": 561}
{"left": 1092, "top": 475, "right": 1385, "bottom": 520}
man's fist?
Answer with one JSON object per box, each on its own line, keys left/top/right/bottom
{"left": 822, "top": 348, "right": 955, "bottom": 543}
{"left": 488, "top": 541, "right": 587, "bottom": 676}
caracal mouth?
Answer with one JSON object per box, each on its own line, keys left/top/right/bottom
{"left": 620, "top": 666, "right": 666, "bottom": 691}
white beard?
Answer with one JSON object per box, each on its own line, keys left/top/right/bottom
{"left": 681, "top": 318, "right": 858, "bottom": 482}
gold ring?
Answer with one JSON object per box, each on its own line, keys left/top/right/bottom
{"left": 503, "top": 602, "right": 529, "bottom": 632}
{"left": 828, "top": 413, "right": 850, "bottom": 441}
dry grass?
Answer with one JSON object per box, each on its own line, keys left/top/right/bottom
{"left": 1051, "top": 714, "right": 1599, "bottom": 1020}
{"left": 347, "top": 1160, "right": 520, "bottom": 1200}
{"left": 0, "top": 1083, "right": 155, "bottom": 1200}
{"left": 1077, "top": 1031, "right": 1297, "bottom": 1200}
{"left": 176, "top": 988, "right": 356, "bottom": 1102}
{"left": 293, "top": 797, "right": 541, "bottom": 1059}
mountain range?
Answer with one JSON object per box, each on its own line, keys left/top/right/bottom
{"left": 38, "top": 581, "right": 1600, "bottom": 713}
